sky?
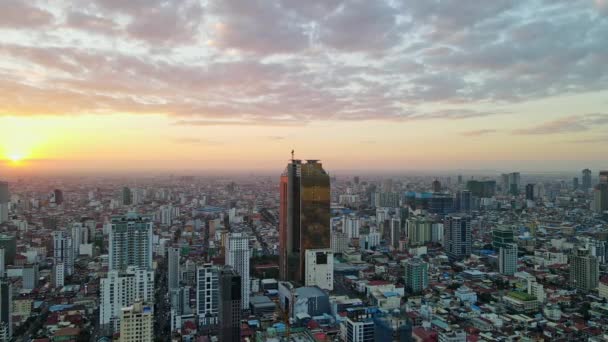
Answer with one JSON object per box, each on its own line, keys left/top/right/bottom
{"left": 0, "top": 0, "right": 608, "bottom": 174}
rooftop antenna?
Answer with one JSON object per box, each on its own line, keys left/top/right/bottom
{"left": 291, "top": 149, "right": 294, "bottom": 162}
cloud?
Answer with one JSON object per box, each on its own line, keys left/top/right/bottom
{"left": 0, "top": 0, "right": 606, "bottom": 126}
{"left": 461, "top": 129, "right": 497, "bottom": 137}
{"left": 0, "top": 1, "right": 54, "bottom": 28}
{"left": 512, "top": 113, "right": 608, "bottom": 135}
{"left": 65, "top": 11, "right": 120, "bottom": 35}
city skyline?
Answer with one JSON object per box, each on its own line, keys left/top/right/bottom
{"left": 1, "top": 1, "right": 608, "bottom": 173}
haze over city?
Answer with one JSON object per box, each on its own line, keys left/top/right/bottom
{"left": 1, "top": 0, "right": 608, "bottom": 174}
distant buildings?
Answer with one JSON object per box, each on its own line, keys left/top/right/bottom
{"left": 583, "top": 168, "right": 592, "bottom": 190}
{"left": 121, "top": 187, "right": 133, "bottom": 206}
{"left": 406, "top": 218, "right": 432, "bottom": 246}
{"left": 443, "top": 215, "right": 471, "bottom": 260}
{"left": 569, "top": 247, "right": 599, "bottom": 291}
{"left": 499, "top": 243, "right": 518, "bottom": 276}
{"left": 0, "top": 182, "right": 8, "bottom": 224}
{"left": 492, "top": 226, "right": 514, "bottom": 251}
{"left": 404, "top": 258, "right": 429, "bottom": 293}
{"left": 501, "top": 172, "right": 521, "bottom": 195}
{"left": 525, "top": 184, "right": 535, "bottom": 201}
{"left": 279, "top": 159, "right": 331, "bottom": 284}
{"left": 168, "top": 247, "right": 181, "bottom": 291}
{"left": 225, "top": 232, "right": 250, "bottom": 309}
{"left": 466, "top": 180, "right": 496, "bottom": 198}
{"left": 0, "top": 235, "right": 16, "bottom": 266}
{"left": 52, "top": 231, "right": 74, "bottom": 276}
{"left": 109, "top": 214, "right": 153, "bottom": 271}
{"left": 304, "top": 249, "right": 334, "bottom": 290}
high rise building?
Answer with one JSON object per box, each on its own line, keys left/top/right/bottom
{"left": 343, "top": 215, "right": 360, "bottom": 239}
{"left": 52, "top": 231, "right": 74, "bottom": 276}
{"left": 444, "top": 215, "right": 471, "bottom": 260}
{"left": 569, "top": 247, "right": 599, "bottom": 292}
{"left": 0, "top": 235, "right": 16, "bottom": 265}
{"left": 304, "top": 249, "right": 334, "bottom": 290}
{"left": 196, "top": 263, "right": 219, "bottom": 327}
{"left": 404, "top": 258, "right": 429, "bottom": 293}
{"left": 119, "top": 300, "right": 153, "bottom": 342}
{"left": 168, "top": 247, "right": 181, "bottom": 291}
{"left": 466, "top": 180, "right": 496, "bottom": 198}
{"left": 508, "top": 172, "right": 521, "bottom": 195}
{"left": 457, "top": 190, "right": 472, "bottom": 212}
{"left": 0, "top": 182, "right": 8, "bottom": 224}
{"left": 50, "top": 189, "right": 64, "bottom": 205}
{"left": 331, "top": 231, "right": 349, "bottom": 254}
{"left": 432, "top": 179, "right": 441, "bottom": 193}
{"left": 600, "top": 170, "right": 608, "bottom": 184}
{"left": 573, "top": 177, "right": 579, "bottom": 190}
{"left": 499, "top": 243, "right": 518, "bottom": 276}
{"left": 122, "top": 187, "right": 133, "bottom": 206}
{"left": 592, "top": 183, "right": 608, "bottom": 214}
{"left": 53, "top": 262, "right": 65, "bottom": 288}
{"left": 406, "top": 217, "right": 432, "bottom": 246}
{"left": 582, "top": 169, "right": 592, "bottom": 190}
{"left": 100, "top": 267, "right": 154, "bottom": 330}
{"left": 219, "top": 267, "right": 242, "bottom": 342}
{"left": 70, "top": 222, "right": 83, "bottom": 256}
{"left": 109, "top": 214, "right": 153, "bottom": 271}
{"left": 22, "top": 264, "right": 39, "bottom": 290}
{"left": 225, "top": 232, "right": 250, "bottom": 309}
{"left": 389, "top": 218, "right": 402, "bottom": 249}
{"left": 457, "top": 175, "right": 463, "bottom": 185}
{"left": 525, "top": 184, "right": 534, "bottom": 201}
{"left": 0, "top": 279, "right": 11, "bottom": 340}
{"left": 492, "top": 226, "right": 514, "bottom": 250}
{"left": 279, "top": 159, "right": 331, "bottom": 284}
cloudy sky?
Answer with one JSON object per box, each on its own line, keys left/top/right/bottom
{"left": 1, "top": 0, "right": 607, "bottom": 173}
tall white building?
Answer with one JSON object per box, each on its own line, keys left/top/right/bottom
{"left": 52, "top": 231, "right": 74, "bottom": 275}
{"left": 109, "top": 214, "right": 153, "bottom": 271}
{"left": 168, "top": 247, "right": 181, "bottom": 291}
{"left": 120, "top": 300, "right": 153, "bottom": 342}
{"left": 343, "top": 215, "right": 360, "bottom": 239}
{"left": 499, "top": 243, "right": 518, "bottom": 275}
{"left": 196, "top": 263, "right": 219, "bottom": 327}
{"left": 431, "top": 223, "right": 444, "bottom": 243}
{"left": 305, "top": 249, "right": 334, "bottom": 290}
{"left": 331, "top": 232, "right": 349, "bottom": 254}
{"left": 225, "top": 233, "right": 250, "bottom": 309}
{"left": 99, "top": 267, "right": 154, "bottom": 330}
{"left": 53, "top": 262, "right": 65, "bottom": 288}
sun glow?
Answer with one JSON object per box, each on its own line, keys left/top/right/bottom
{"left": 9, "top": 154, "right": 23, "bottom": 163}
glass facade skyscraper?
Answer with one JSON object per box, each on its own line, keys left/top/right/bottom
{"left": 279, "top": 159, "right": 330, "bottom": 284}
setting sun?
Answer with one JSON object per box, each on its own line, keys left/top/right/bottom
{"left": 9, "top": 154, "right": 23, "bottom": 163}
